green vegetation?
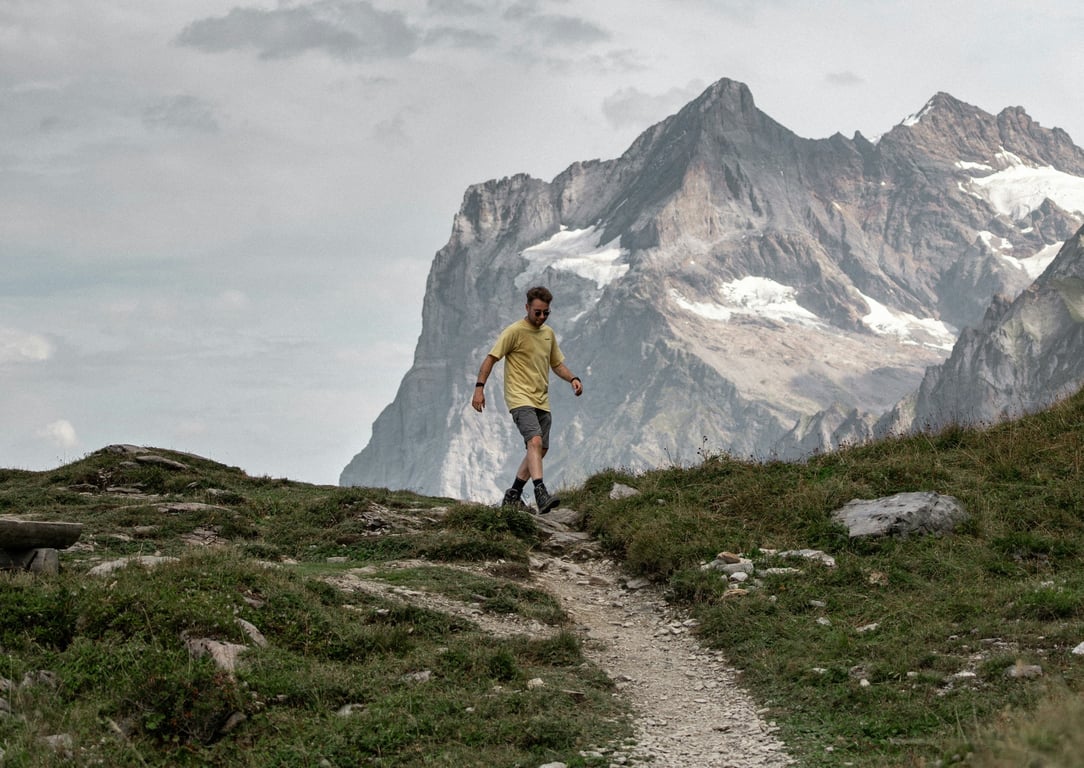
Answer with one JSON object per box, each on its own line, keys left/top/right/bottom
{"left": 566, "top": 387, "right": 1084, "bottom": 767}
{"left": 3, "top": 386, "right": 1084, "bottom": 766}
{"left": 0, "top": 452, "right": 625, "bottom": 767}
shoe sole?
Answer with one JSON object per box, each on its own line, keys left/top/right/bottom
{"left": 537, "top": 497, "right": 561, "bottom": 514}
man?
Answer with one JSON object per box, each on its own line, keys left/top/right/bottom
{"left": 471, "top": 286, "right": 583, "bottom": 513}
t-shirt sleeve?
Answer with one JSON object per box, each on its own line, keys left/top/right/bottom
{"left": 549, "top": 336, "right": 564, "bottom": 368}
{"left": 489, "top": 325, "right": 516, "bottom": 360}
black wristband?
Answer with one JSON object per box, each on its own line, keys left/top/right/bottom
{"left": 571, "top": 377, "right": 581, "bottom": 384}
{"left": 475, "top": 382, "right": 485, "bottom": 387}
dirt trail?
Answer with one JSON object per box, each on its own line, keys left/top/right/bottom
{"left": 532, "top": 553, "right": 793, "bottom": 768}
{"left": 328, "top": 505, "right": 795, "bottom": 767}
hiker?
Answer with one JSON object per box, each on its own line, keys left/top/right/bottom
{"left": 471, "top": 286, "right": 583, "bottom": 513}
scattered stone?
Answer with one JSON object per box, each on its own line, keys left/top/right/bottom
{"left": 337, "top": 703, "right": 365, "bottom": 717}
{"left": 219, "top": 711, "right": 246, "bottom": 734}
{"left": 87, "top": 555, "right": 179, "bottom": 576}
{"left": 134, "top": 454, "right": 189, "bottom": 471}
{"left": 184, "top": 637, "right": 248, "bottom": 673}
{"left": 527, "top": 677, "right": 545, "bottom": 689}
{"left": 624, "top": 577, "right": 652, "bottom": 590}
{"left": 235, "top": 618, "right": 268, "bottom": 648}
{"left": 609, "top": 483, "right": 640, "bottom": 500}
{"left": 1006, "top": 663, "right": 1043, "bottom": 679}
{"left": 775, "top": 549, "right": 837, "bottom": 567}
{"left": 157, "top": 502, "right": 230, "bottom": 514}
{"left": 856, "top": 623, "right": 880, "bottom": 634}
{"left": 1073, "top": 642, "right": 1084, "bottom": 656}
{"left": 831, "top": 491, "right": 967, "bottom": 539}
{"left": 402, "top": 670, "right": 432, "bottom": 683}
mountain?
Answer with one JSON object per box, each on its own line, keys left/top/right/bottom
{"left": 877, "top": 225, "right": 1084, "bottom": 435}
{"left": 341, "top": 78, "right": 1084, "bottom": 501}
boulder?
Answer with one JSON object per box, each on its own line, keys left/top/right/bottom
{"left": 831, "top": 491, "right": 966, "bottom": 538}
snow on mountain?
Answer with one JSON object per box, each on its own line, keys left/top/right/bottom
{"left": 341, "top": 79, "right": 1084, "bottom": 501}
{"left": 960, "top": 151, "right": 1084, "bottom": 219}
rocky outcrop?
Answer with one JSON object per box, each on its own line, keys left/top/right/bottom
{"left": 342, "top": 78, "right": 1084, "bottom": 501}
{"left": 878, "top": 227, "right": 1084, "bottom": 435}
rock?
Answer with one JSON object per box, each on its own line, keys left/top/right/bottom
{"left": 0, "top": 548, "right": 60, "bottom": 574}
{"left": 527, "top": 677, "right": 545, "bottom": 689}
{"left": 609, "top": 483, "right": 640, "bottom": 500}
{"left": 402, "top": 670, "right": 432, "bottom": 683}
{"left": 831, "top": 492, "right": 967, "bottom": 538}
{"left": 775, "top": 549, "right": 837, "bottom": 567}
{"left": 184, "top": 637, "right": 248, "bottom": 673}
{"left": 0, "top": 519, "right": 83, "bottom": 549}
{"left": 624, "top": 577, "right": 651, "bottom": 590}
{"left": 1073, "top": 642, "right": 1084, "bottom": 656}
{"left": 235, "top": 618, "right": 268, "bottom": 648}
{"left": 134, "top": 454, "right": 189, "bottom": 471}
{"left": 1006, "top": 662, "right": 1043, "bottom": 679}
{"left": 87, "top": 555, "right": 179, "bottom": 576}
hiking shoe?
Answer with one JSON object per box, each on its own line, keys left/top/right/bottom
{"left": 501, "top": 488, "right": 531, "bottom": 512}
{"left": 534, "top": 483, "right": 560, "bottom": 514}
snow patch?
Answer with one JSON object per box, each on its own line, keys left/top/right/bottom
{"left": 519, "top": 226, "right": 629, "bottom": 289}
{"left": 965, "top": 152, "right": 1084, "bottom": 219}
{"left": 1013, "top": 242, "right": 1062, "bottom": 281}
{"left": 671, "top": 277, "right": 821, "bottom": 326}
{"left": 860, "top": 292, "right": 956, "bottom": 350}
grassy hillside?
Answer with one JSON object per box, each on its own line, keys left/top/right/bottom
{"left": 568, "top": 386, "right": 1084, "bottom": 767}
{"left": 2, "top": 387, "right": 1084, "bottom": 766}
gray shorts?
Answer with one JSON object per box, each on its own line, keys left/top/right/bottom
{"left": 510, "top": 406, "right": 551, "bottom": 450}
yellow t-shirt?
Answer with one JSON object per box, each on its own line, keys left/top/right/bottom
{"left": 489, "top": 319, "right": 564, "bottom": 411}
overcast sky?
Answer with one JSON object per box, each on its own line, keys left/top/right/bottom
{"left": 3, "top": 0, "right": 1082, "bottom": 485}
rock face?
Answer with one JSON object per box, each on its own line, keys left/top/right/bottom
{"left": 342, "top": 78, "right": 1084, "bottom": 501}
{"left": 878, "top": 226, "right": 1084, "bottom": 434}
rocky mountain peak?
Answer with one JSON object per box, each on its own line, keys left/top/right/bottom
{"left": 342, "top": 79, "right": 1084, "bottom": 502}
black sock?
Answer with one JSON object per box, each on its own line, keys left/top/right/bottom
{"left": 512, "top": 477, "right": 527, "bottom": 493}
{"left": 533, "top": 478, "right": 545, "bottom": 489}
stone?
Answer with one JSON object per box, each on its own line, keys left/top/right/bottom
{"left": 775, "top": 549, "right": 837, "bottom": 567}
{"left": 831, "top": 492, "right": 967, "bottom": 539}
{"left": 134, "top": 454, "right": 189, "bottom": 471}
{"left": 0, "top": 519, "right": 83, "bottom": 550}
{"left": 1072, "top": 642, "right": 1084, "bottom": 656}
{"left": 184, "top": 637, "right": 248, "bottom": 673}
{"left": 1006, "top": 663, "right": 1043, "bottom": 679}
{"left": 609, "top": 483, "right": 640, "bottom": 500}
{"left": 87, "top": 555, "right": 179, "bottom": 576}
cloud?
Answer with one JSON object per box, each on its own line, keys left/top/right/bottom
{"left": 373, "top": 113, "right": 411, "bottom": 147}
{"left": 423, "top": 26, "right": 499, "bottom": 49}
{"left": 143, "top": 94, "right": 221, "bottom": 133}
{"left": 826, "top": 71, "right": 865, "bottom": 87}
{"left": 502, "top": 2, "right": 609, "bottom": 46}
{"left": 0, "top": 328, "right": 54, "bottom": 364}
{"left": 176, "top": 1, "right": 420, "bottom": 61}
{"left": 601, "top": 80, "right": 706, "bottom": 129}
{"left": 427, "top": 0, "right": 487, "bottom": 15}
{"left": 39, "top": 420, "right": 79, "bottom": 450}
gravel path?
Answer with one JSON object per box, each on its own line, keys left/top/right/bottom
{"left": 533, "top": 554, "right": 794, "bottom": 768}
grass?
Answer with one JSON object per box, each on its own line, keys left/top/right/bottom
{"left": 565, "top": 386, "right": 1084, "bottom": 767}
{"left": 3, "top": 386, "right": 1084, "bottom": 766}
{"left": 0, "top": 453, "right": 626, "bottom": 767}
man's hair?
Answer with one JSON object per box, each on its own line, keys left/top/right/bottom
{"left": 526, "top": 286, "right": 553, "bottom": 304}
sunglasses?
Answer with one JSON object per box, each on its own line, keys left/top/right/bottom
{"left": 532, "top": 309, "right": 551, "bottom": 317}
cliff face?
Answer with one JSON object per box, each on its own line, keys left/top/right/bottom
{"left": 342, "top": 79, "right": 1084, "bottom": 500}
{"left": 878, "top": 227, "right": 1084, "bottom": 435}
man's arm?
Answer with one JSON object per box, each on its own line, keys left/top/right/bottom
{"left": 471, "top": 355, "right": 499, "bottom": 412}
{"left": 552, "top": 362, "right": 583, "bottom": 397}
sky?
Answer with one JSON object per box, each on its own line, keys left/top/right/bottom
{"left": 3, "top": 0, "right": 1083, "bottom": 485}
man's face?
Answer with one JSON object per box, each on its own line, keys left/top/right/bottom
{"left": 526, "top": 299, "right": 551, "bottom": 328}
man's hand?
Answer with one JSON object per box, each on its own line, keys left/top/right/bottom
{"left": 571, "top": 378, "right": 583, "bottom": 397}
{"left": 471, "top": 388, "right": 485, "bottom": 412}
